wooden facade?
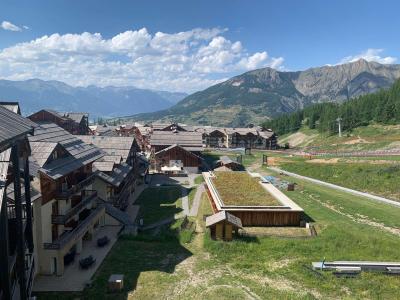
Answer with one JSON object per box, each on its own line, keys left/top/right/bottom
{"left": 227, "top": 210, "right": 301, "bottom": 227}
{"left": 154, "top": 145, "right": 201, "bottom": 172}
{"left": 28, "top": 109, "right": 89, "bottom": 135}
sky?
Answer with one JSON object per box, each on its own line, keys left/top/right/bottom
{"left": 0, "top": 0, "right": 399, "bottom": 93}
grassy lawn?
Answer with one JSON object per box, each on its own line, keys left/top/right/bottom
{"left": 135, "top": 186, "right": 183, "bottom": 224}
{"left": 279, "top": 160, "right": 400, "bottom": 201}
{"left": 194, "top": 174, "right": 205, "bottom": 184}
{"left": 211, "top": 171, "right": 280, "bottom": 206}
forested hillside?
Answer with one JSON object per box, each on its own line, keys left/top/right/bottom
{"left": 262, "top": 79, "right": 400, "bottom": 135}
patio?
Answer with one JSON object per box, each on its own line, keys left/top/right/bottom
{"left": 33, "top": 225, "right": 121, "bottom": 292}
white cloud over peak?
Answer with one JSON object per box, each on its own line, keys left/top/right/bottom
{"left": 0, "top": 27, "right": 284, "bottom": 92}
{"left": 339, "top": 48, "right": 397, "bottom": 65}
{"left": 1, "top": 21, "right": 22, "bottom": 31}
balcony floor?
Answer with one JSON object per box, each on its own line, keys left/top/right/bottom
{"left": 32, "top": 225, "right": 121, "bottom": 292}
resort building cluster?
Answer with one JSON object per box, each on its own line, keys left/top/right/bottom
{"left": 0, "top": 104, "right": 279, "bottom": 299}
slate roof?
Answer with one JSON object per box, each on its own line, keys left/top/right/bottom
{"left": 205, "top": 211, "right": 243, "bottom": 228}
{"left": 29, "top": 123, "right": 104, "bottom": 179}
{"left": 77, "top": 135, "right": 136, "bottom": 163}
{"left": 64, "top": 112, "right": 88, "bottom": 124}
{"left": 30, "top": 141, "right": 58, "bottom": 167}
{"left": 96, "top": 162, "right": 132, "bottom": 187}
{"left": 0, "top": 104, "right": 36, "bottom": 152}
{"left": 150, "top": 131, "right": 203, "bottom": 147}
{"left": 93, "top": 161, "right": 116, "bottom": 172}
{"left": 0, "top": 102, "right": 35, "bottom": 207}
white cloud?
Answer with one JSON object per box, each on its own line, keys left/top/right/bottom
{"left": 0, "top": 27, "right": 284, "bottom": 92}
{"left": 1, "top": 21, "right": 22, "bottom": 32}
{"left": 339, "top": 48, "right": 397, "bottom": 65}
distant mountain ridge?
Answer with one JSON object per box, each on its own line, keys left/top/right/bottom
{"left": 0, "top": 79, "right": 187, "bottom": 118}
{"left": 126, "top": 59, "right": 400, "bottom": 126}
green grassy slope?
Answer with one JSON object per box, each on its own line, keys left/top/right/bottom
{"left": 279, "top": 124, "right": 400, "bottom": 151}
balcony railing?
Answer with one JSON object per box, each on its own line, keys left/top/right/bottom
{"left": 51, "top": 191, "right": 97, "bottom": 224}
{"left": 7, "top": 203, "right": 28, "bottom": 219}
{"left": 56, "top": 171, "right": 99, "bottom": 200}
{"left": 44, "top": 203, "right": 105, "bottom": 250}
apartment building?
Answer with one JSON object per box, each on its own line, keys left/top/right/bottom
{"left": 28, "top": 123, "right": 105, "bottom": 276}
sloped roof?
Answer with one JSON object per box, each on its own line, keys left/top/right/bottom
{"left": 0, "top": 104, "right": 36, "bottom": 151}
{"left": 29, "top": 141, "right": 58, "bottom": 167}
{"left": 259, "top": 131, "right": 275, "bottom": 138}
{"left": 155, "top": 144, "right": 202, "bottom": 159}
{"left": 96, "top": 162, "right": 132, "bottom": 187}
{"left": 150, "top": 131, "right": 203, "bottom": 147}
{"left": 217, "top": 156, "right": 241, "bottom": 166}
{"left": 64, "top": 112, "right": 88, "bottom": 124}
{"left": 205, "top": 211, "right": 243, "bottom": 228}
{"left": 93, "top": 161, "right": 116, "bottom": 172}
{"left": 29, "top": 123, "right": 104, "bottom": 179}
{"left": 77, "top": 135, "right": 136, "bottom": 163}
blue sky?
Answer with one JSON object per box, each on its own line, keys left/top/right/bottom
{"left": 0, "top": 0, "right": 398, "bottom": 92}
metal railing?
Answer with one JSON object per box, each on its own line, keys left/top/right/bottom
{"left": 51, "top": 191, "right": 97, "bottom": 224}
{"left": 44, "top": 203, "right": 104, "bottom": 250}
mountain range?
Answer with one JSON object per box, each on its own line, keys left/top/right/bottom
{"left": 0, "top": 79, "right": 187, "bottom": 119}
{"left": 125, "top": 59, "right": 400, "bottom": 126}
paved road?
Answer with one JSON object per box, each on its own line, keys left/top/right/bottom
{"left": 268, "top": 166, "right": 400, "bottom": 208}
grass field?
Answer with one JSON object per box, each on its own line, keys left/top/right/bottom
{"left": 279, "top": 160, "right": 400, "bottom": 201}
{"left": 135, "top": 186, "right": 183, "bottom": 224}
{"left": 211, "top": 171, "right": 280, "bottom": 206}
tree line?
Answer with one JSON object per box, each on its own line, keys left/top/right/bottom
{"left": 262, "top": 79, "right": 400, "bottom": 135}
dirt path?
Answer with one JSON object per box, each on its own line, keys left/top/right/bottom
{"left": 188, "top": 184, "right": 205, "bottom": 217}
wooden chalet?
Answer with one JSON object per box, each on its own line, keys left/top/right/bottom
{"left": 28, "top": 109, "right": 89, "bottom": 135}
{"left": 28, "top": 123, "right": 106, "bottom": 276}
{"left": 154, "top": 144, "right": 202, "bottom": 174}
{"left": 0, "top": 103, "right": 36, "bottom": 300}
{"left": 206, "top": 211, "right": 242, "bottom": 241}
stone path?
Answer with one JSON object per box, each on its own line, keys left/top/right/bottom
{"left": 268, "top": 166, "right": 400, "bottom": 208}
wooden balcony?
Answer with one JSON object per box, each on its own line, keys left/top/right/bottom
{"left": 55, "top": 171, "right": 99, "bottom": 200}
{"left": 51, "top": 191, "right": 98, "bottom": 225}
{"left": 44, "top": 203, "right": 105, "bottom": 250}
